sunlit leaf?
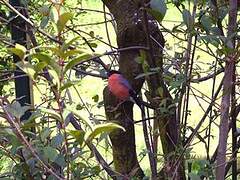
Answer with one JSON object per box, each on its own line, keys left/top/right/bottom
{"left": 69, "top": 130, "right": 85, "bottom": 146}
{"left": 34, "top": 62, "right": 48, "bottom": 74}
{"left": 15, "top": 44, "right": 27, "bottom": 53}
{"left": 63, "top": 53, "right": 92, "bottom": 74}
{"left": 40, "top": 107, "right": 61, "bottom": 121}
{"left": 49, "top": 7, "right": 58, "bottom": 23}
{"left": 32, "top": 53, "right": 52, "bottom": 63}
{"left": 48, "top": 69, "right": 60, "bottom": 90}
{"left": 8, "top": 44, "right": 26, "bottom": 60}
{"left": 61, "top": 37, "right": 80, "bottom": 51}
{"left": 32, "top": 53, "right": 61, "bottom": 75}
{"left": 16, "top": 61, "right": 35, "bottom": 79}
{"left": 57, "top": 12, "right": 73, "bottom": 33}
{"left": 62, "top": 50, "right": 83, "bottom": 59}
{"left": 49, "top": 47, "right": 65, "bottom": 58}
{"left": 85, "top": 123, "right": 125, "bottom": 142}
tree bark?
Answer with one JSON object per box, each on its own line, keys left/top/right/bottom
{"left": 215, "top": 0, "right": 237, "bottom": 179}
{"left": 102, "top": 0, "right": 185, "bottom": 179}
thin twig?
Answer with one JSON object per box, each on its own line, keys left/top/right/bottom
{"left": 173, "top": 78, "right": 223, "bottom": 173}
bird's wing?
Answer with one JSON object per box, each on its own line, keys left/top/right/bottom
{"left": 118, "top": 75, "right": 132, "bottom": 90}
{"left": 117, "top": 75, "right": 145, "bottom": 115}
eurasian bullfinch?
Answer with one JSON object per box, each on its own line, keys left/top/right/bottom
{"left": 107, "top": 70, "right": 144, "bottom": 113}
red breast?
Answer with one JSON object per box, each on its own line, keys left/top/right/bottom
{"left": 108, "top": 74, "right": 130, "bottom": 100}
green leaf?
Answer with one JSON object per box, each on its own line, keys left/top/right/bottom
{"left": 34, "top": 62, "right": 47, "bottom": 74}
{"left": 60, "top": 80, "right": 79, "bottom": 92}
{"left": 16, "top": 61, "right": 35, "bottom": 79}
{"left": 88, "top": 42, "right": 98, "bottom": 48}
{"left": 40, "top": 108, "right": 61, "bottom": 121}
{"left": 49, "top": 7, "right": 58, "bottom": 23}
{"left": 157, "top": 87, "right": 164, "bottom": 97}
{"left": 47, "top": 175, "right": 55, "bottom": 180}
{"left": 63, "top": 53, "right": 91, "bottom": 74}
{"left": 54, "top": 154, "right": 66, "bottom": 167}
{"left": 188, "top": 173, "right": 201, "bottom": 180}
{"left": 182, "top": 9, "right": 192, "bottom": 30}
{"left": 15, "top": 44, "right": 26, "bottom": 53}
{"left": 49, "top": 47, "right": 65, "bottom": 58}
{"left": 135, "top": 50, "right": 149, "bottom": 73}
{"left": 6, "top": 101, "right": 30, "bottom": 119}
{"left": 40, "top": 127, "right": 52, "bottom": 142}
{"left": 210, "top": 27, "right": 222, "bottom": 36}
{"left": 85, "top": 123, "right": 125, "bottom": 142}
{"left": 192, "top": 160, "right": 201, "bottom": 172}
{"left": 32, "top": 53, "right": 51, "bottom": 63}
{"left": 43, "top": 146, "right": 58, "bottom": 162}
{"left": 40, "top": 16, "right": 49, "bottom": 29}
{"left": 2, "top": 129, "right": 22, "bottom": 154}
{"left": 51, "top": 133, "right": 64, "bottom": 148}
{"left": 39, "top": 5, "right": 50, "bottom": 16}
{"left": 8, "top": 44, "right": 26, "bottom": 60}
{"left": 32, "top": 53, "right": 61, "bottom": 75}
{"left": 89, "top": 31, "right": 94, "bottom": 37}
{"left": 200, "top": 15, "right": 212, "bottom": 33}
{"left": 92, "top": 95, "right": 99, "bottom": 102}
{"left": 148, "top": 0, "right": 167, "bottom": 22}
{"left": 57, "top": 12, "right": 73, "bottom": 33}
{"left": 62, "top": 50, "right": 83, "bottom": 59}
{"left": 48, "top": 69, "right": 60, "bottom": 89}
{"left": 218, "top": 7, "right": 228, "bottom": 21}
{"left": 69, "top": 130, "right": 85, "bottom": 146}
{"left": 199, "top": 35, "right": 221, "bottom": 47}
{"left": 61, "top": 37, "right": 80, "bottom": 52}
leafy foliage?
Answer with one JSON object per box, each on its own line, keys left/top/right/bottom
{"left": 0, "top": 0, "right": 239, "bottom": 179}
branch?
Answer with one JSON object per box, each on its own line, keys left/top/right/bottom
{"left": 191, "top": 68, "right": 224, "bottom": 83}
{"left": 0, "top": 99, "right": 65, "bottom": 180}
{"left": 173, "top": 78, "right": 223, "bottom": 170}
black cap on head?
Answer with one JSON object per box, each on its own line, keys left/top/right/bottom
{"left": 107, "top": 70, "right": 121, "bottom": 77}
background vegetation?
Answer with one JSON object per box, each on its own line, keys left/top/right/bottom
{"left": 0, "top": 0, "right": 239, "bottom": 179}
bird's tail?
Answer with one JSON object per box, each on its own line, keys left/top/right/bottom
{"left": 129, "top": 91, "right": 145, "bottom": 116}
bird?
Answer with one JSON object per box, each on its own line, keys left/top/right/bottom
{"left": 107, "top": 70, "right": 144, "bottom": 114}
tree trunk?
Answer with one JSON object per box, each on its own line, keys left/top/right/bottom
{"left": 10, "top": 0, "right": 33, "bottom": 121}
{"left": 102, "top": 0, "right": 185, "bottom": 179}
{"left": 215, "top": 0, "right": 237, "bottom": 178}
